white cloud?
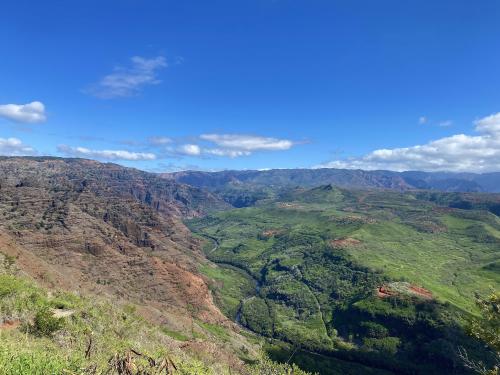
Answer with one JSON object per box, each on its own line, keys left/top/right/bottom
{"left": 170, "top": 134, "right": 296, "bottom": 158}
{"left": 148, "top": 162, "right": 203, "bottom": 173}
{"left": 58, "top": 145, "right": 156, "bottom": 161}
{"left": 173, "top": 144, "right": 249, "bottom": 158}
{"left": 200, "top": 134, "right": 294, "bottom": 151}
{"left": 418, "top": 116, "right": 427, "bottom": 125}
{"left": 148, "top": 136, "right": 172, "bottom": 145}
{"left": 0, "top": 137, "right": 36, "bottom": 155}
{"left": 145, "top": 133, "right": 297, "bottom": 159}
{"left": 438, "top": 120, "right": 453, "bottom": 127}
{"left": 0, "top": 101, "right": 46, "bottom": 123}
{"left": 86, "top": 56, "right": 167, "bottom": 99}
{"left": 204, "top": 148, "right": 251, "bottom": 157}
{"left": 177, "top": 144, "right": 201, "bottom": 156}
{"left": 316, "top": 112, "right": 500, "bottom": 173}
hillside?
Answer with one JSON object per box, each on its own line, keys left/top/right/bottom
{"left": 188, "top": 185, "right": 500, "bottom": 374}
{"left": 167, "top": 168, "right": 500, "bottom": 195}
{"left": 0, "top": 157, "right": 264, "bottom": 369}
{"left": 0, "top": 252, "right": 312, "bottom": 374}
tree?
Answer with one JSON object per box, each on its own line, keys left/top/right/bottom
{"left": 460, "top": 292, "right": 499, "bottom": 375}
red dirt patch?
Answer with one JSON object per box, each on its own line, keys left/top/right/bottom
{"left": 408, "top": 285, "right": 433, "bottom": 299}
{"left": 330, "top": 237, "right": 362, "bottom": 248}
{"left": 261, "top": 229, "right": 283, "bottom": 238}
{"left": 0, "top": 319, "right": 20, "bottom": 330}
{"left": 376, "top": 286, "right": 396, "bottom": 298}
{"left": 376, "top": 282, "right": 433, "bottom": 300}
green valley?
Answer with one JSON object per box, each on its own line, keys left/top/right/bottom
{"left": 188, "top": 185, "right": 500, "bottom": 374}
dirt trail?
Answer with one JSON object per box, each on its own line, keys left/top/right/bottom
{"left": 408, "top": 285, "right": 433, "bottom": 299}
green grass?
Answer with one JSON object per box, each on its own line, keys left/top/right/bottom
{"left": 0, "top": 272, "right": 177, "bottom": 372}
{"left": 0, "top": 343, "right": 83, "bottom": 375}
{"left": 199, "top": 263, "right": 256, "bottom": 318}
{"left": 197, "top": 321, "right": 231, "bottom": 342}
{"left": 227, "top": 190, "right": 499, "bottom": 313}
{"left": 161, "top": 327, "right": 190, "bottom": 341}
{"left": 347, "top": 214, "right": 498, "bottom": 313}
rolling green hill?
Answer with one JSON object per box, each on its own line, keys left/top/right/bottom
{"left": 188, "top": 186, "right": 499, "bottom": 374}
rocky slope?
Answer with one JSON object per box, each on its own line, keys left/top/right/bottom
{"left": 0, "top": 157, "right": 230, "bottom": 330}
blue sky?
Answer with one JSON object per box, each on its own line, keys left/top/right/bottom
{"left": 1, "top": 0, "right": 500, "bottom": 172}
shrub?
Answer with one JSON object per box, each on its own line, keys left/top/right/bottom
{"left": 0, "top": 274, "right": 26, "bottom": 297}
{"left": 250, "top": 357, "right": 314, "bottom": 375}
{"left": 360, "top": 321, "right": 389, "bottom": 338}
{"left": 30, "top": 308, "right": 63, "bottom": 336}
{"left": 363, "top": 336, "right": 400, "bottom": 355}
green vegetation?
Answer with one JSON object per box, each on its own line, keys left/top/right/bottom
{"left": 188, "top": 186, "right": 500, "bottom": 374}
{"left": 29, "top": 308, "right": 64, "bottom": 336}
{"left": 265, "top": 341, "right": 394, "bottom": 375}
{"left": 199, "top": 263, "right": 256, "bottom": 319}
{"left": 197, "top": 321, "right": 231, "bottom": 342}
{"left": 461, "top": 292, "right": 499, "bottom": 375}
{"left": 160, "top": 327, "right": 190, "bottom": 342}
{"left": 0, "top": 255, "right": 314, "bottom": 375}
{"left": 0, "top": 270, "right": 196, "bottom": 373}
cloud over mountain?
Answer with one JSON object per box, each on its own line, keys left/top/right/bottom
{"left": 58, "top": 145, "right": 156, "bottom": 161}
{"left": 317, "top": 112, "right": 500, "bottom": 173}
{"left": 0, "top": 137, "right": 36, "bottom": 155}
{"left": 151, "top": 134, "right": 297, "bottom": 159}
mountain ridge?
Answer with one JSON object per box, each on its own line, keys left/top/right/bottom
{"left": 166, "top": 168, "right": 500, "bottom": 193}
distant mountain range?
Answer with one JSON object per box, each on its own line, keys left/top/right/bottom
{"left": 167, "top": 168, "right": 500, "bottom": 193}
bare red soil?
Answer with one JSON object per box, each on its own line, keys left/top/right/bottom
{"left": 261, "top": 229, "right": 283, "bottom": 238}
{"left": 376, "top": 286, "right": 397, "bottom": 298}
{"left": 409, "top": 285, "right": 433, "bottom": 299}
{"left": 376, "top": 283, "right": 433, "bottom": 300}
{"left": 0, "top": 319, "right": 20, "bottom": 330}
{"left": 330, "top": 237, "right": 362, "bottom": 248}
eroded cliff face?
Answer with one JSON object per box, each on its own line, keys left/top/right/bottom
{"left": 0, "top": 157, "right": 229, "bottom": 326}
